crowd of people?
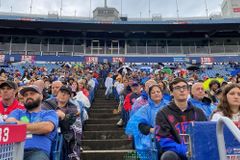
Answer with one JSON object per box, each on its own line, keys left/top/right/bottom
{"left": 0, "top": 61, "right": 239, "bottom": 160}
{"left": 102, "top": 63, "right": 240, "bottom": 160}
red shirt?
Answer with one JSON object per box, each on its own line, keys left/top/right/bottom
{"left": 81, "top": 88, "right": 89, "bottom": 98}
{"left": 0, "top": 99, "right": 25, "bottom": 115}
{"left": 123, "top": 92, "right": 141, "bottom": 112}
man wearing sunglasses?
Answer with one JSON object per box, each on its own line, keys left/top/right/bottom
{"left": 155, "top": 78, "right": 207, "bottom": 160}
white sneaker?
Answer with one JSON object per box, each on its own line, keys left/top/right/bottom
{"left": 116, "top": 119, "right": 123, "bottom": 127}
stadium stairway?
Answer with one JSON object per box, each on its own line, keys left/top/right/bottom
{"left": 82, "top": 89, "right": 133, "bottom": 160}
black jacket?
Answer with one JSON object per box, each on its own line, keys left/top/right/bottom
{"left": 155, "top": 100, "right": 207, "bottom": 144}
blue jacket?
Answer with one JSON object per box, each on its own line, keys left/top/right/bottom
{"left": 188, "top": 98, "right": 216, "bottom": 118}
{"left": 126, "top": 98, "right": 169, "bottom": 150}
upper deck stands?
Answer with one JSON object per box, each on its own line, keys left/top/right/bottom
{"left": 0, "top": 12, "right": 240, "bottom": 25}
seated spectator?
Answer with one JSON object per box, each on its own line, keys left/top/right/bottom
{"left": 188, "top": 82, "right": 216, "bottom": 118}
{"left": 50, "top": 81, "right": 63, "bottom": 98}
{"left": 71, "top": 80, "right": 79, "bottom": 93}
{"left": 6, "top": 85, "right": 58, "bottom": 160}
{"left": 206, "top": 80, "right": 221, "bottom": 104}
{"left": 0, "top": 76, "right": 7, "bottom": 85}
{"left": 0, "top": 81, "right": 25, "bottom": 120}
{"left": 86, "top": 73, "right": 95, "bottom": 102}
{"left": 86, "top": 73, "right": 95, "bottom": 91}
{"left": 237, "top": 76, "right": 240, "bottom": 84}
{"left": 75, "top": 86, "right": 91, "bottom": 109}
{"left": 33, "top": 80, "right": 50, "bottom": 101}
{"left": 78, "top": 79, "right": 89, "bottom": 98}
{"left": 130, "top": 79, "right": 157, "bottom": 116}
{"left": 43, "top": 85, "right": 82, "bottom": 160}
{"left": 215, "top": 88, "right": 223, "bottom": 105}
{"left": 211, "top": 83, "right": 240, "bottom": 126}
{"left": 157, "top": 80, "right": 172, "bottom": 101}
{"left": 155, "top": 78, "right": 207, "bottom": 160}
{"left": 126, "top": 85, "right": 169, "bottom": 150}
{"left": 123, "top": 81, "right": 141, "bottom": 126}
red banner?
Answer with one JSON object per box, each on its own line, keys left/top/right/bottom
{"left": 233, "top": 8, "right": 240, "bottom": 12}
{"left": 85, "top": 56, "right": 98, "bottom": 64}
{"left": 0, "top": 124, "right": 26, "bottom": 144}
{"left": 201, "top": 57, "right": 213, "bottom": 64}
{"left": 112, "top": 57, "right": 125, "bottom": 63}
{"left": 21, "top": 55, "right": 35, "bottom": 63}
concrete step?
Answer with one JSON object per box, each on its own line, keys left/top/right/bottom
{"left": 93, "top": 99, "right": 117, "bottom": 102}
{"left": 82, "top": 139, "right": 132, "bottom": 150}
{"left": 90, "top": 106, "right": 117, "bottom": 110}
{"left": 84, "top": 124, "right": 122, "bottom": 131}
{"left": 88, "top": 112, "right": 120, "bottom": 119}
{"left": 82, "top": 89, "right": 132, "bottom": 159}
{"left": 89, "top": 108, "right": 115, "bottom": 114}
{"left": 85, "top": 118, "right": 119, "bottom": 124}
{"left": 92, "top": 102, "right": 118, "bottom": 106}
{"left": 81, "top": 150, "right": 135, "bottom": 160}
{"left": 83, "top": 130, "right": 127, "bottom": 140}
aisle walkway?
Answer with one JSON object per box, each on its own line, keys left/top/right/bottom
{"left": 82, "top": 89, "right": 133, "bottom": 160}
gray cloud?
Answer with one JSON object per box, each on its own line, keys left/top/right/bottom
{"left": 0, "top": 0, "right": 223, "bottom": 18}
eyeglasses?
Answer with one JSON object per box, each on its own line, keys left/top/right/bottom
{"left": 173, "top": 85, "right": 189, "bottom": 91}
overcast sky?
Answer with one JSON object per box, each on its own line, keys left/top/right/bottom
{"left": 0, "top": 0, "right": 223, "bottom": 18}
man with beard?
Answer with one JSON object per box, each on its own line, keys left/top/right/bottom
{"left": 155, "top": 78, "right": 207, "bottom": 160}
{"left": 6, "top": 85, "right": 58, "bottom": 160}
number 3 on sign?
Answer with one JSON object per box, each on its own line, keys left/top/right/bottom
{"left": 0, "top": 128, "right": 9, "bottom": 142}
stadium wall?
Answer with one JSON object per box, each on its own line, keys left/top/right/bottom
{"left": 2, "top": 54, "right": 240, "bottom": 64}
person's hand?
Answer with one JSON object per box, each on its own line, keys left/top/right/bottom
{"left": 150, "top": 128, "right": 155, "bottom": 134}
{"left": 56, "top": 110, "right": 65, "bottom": 120}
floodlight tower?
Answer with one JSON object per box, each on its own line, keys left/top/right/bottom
{"left": 104, "top": 0, "right": 107, "bottom": 8}
{"left": 60, "top": 0, "right": 63, "bottom": 17}
{"left": 149, "top": 0, "right": 151, "bottom": 18}
{"left": 204, "top": 0, "right": 209, "bottom": 17}
{"left": 175, "top": 0, "right": 180, "bottom": 20}
{"left": 30, "top": 0, "right": 33, "bottom": 14}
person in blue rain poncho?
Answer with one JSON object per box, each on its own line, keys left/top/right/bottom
{"left": 188, "top": 82, "right": 216, "bottom": 119}
{"left": 130, "top": 79, "right": 157, "bottom": 117}
{"left": 126, "top": 84, "right": 169, "bottom": 150}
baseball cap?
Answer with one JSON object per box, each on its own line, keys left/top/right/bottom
{"left": 20, "top": 85, "right": 42, "bottom": 96}
{"left": 0, "top": 81, "right": 17, "bottom": 90}
{"left": 59, "top": 86, "right": 72, "bottom": 95}
{"left": 131, "top": 81, "right": 139, "bottom": 87}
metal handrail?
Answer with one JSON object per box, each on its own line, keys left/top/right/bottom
{"left": 216, "top": 117, "right": 240, "bottom": 160}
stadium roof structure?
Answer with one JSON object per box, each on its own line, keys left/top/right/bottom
{"left": 0, "top": 13, "right": 240, "bottom": 64}
{"left": 0, "top": 13, "right": 240, "bottom": 39}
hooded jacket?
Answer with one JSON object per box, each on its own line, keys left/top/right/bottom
{"left": 155, "top": 101, "right": 207, "bottom": 159}
{"left": 126, "top": 98, "right": 169, "bottom": 150}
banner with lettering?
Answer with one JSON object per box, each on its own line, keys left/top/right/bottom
{"left": 201, "top": 57, "right": 213, "bottom": 64}
{"left": 0, "top": 124, "right": 26, "bottom": 144}
{"left": 21, "top": 55, "right": 35, "bottom": 63}
{"left": 112, "top": 57, "right": 125, "bottom": 63}
{"left": 85, "top": 56, "right": 98, "bottom": 64}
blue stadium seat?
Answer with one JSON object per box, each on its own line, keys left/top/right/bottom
{"left": 51, "top": 132, "right": 64, "bottom": 160}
